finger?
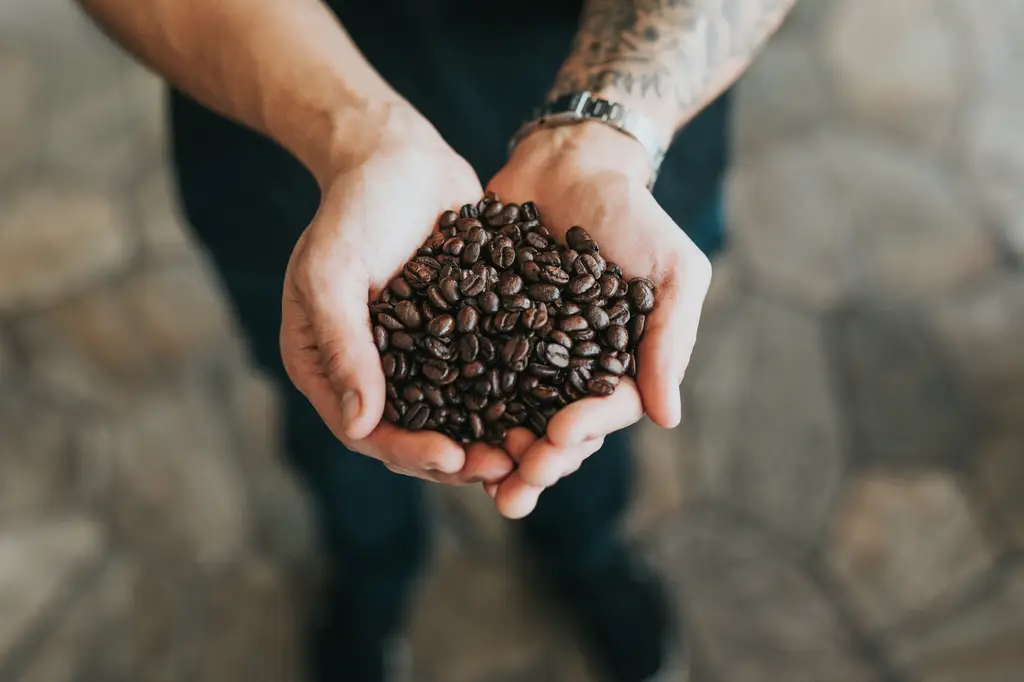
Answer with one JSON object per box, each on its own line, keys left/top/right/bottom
{"left": 483, "top": 482, "right": 498, "bottom": 499}
{"left": 356, "top": 422, "right": 465, "bottom": 475}
{"left": 504, "top": 427, "right": 539, "bottom": 464}
{"left": 637, "top": 250, "right": 711, "bottom": 428}
{"left": 430, "top": 442, "right": 514, "bottom": 485}
{"left": 544, "top": 379, "right": 644, "bottom": 447}
{"left": 494, "top": 471, "right": 544, "bottom": 519}
{"left": 303, "top": 254, "right": 387, "bottom": 441}
{"left": 516, "top": 436, "right": 606, "bottom": 488}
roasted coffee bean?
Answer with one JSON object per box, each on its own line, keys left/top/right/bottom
{"left": 413, "top": 255, "right": 441, "bottom": 271}
{"left": 424, "top": 337, "right": 453, "bottom": 360}
{"left": 458, "top": 334, "right": 480, "bottom": 363}
{"left": 527, "top": 283, "right": 560, "bottom": 302}
{"left": 391, "top": 331, "right": 416, "bottom": 351}
{"left": 482, "top": 401, "right": 507, "bottom": 423}
{"left": 502, "top": 295, "right": 532, "bottom": 311}
{"left": 459, "top": 203, "right": 478, "bottom": 219}
{"left": 529, "top": 363, "right": 561, "bottom": 380}
{"left": 423, "top": 384, "right": 446, "bottom": 408}
{"left": 482, "top": 200, "right": 503, "bottom": 221}
{"left": 620, "top": 352, "right": 636, "bottom": 377}
{"left": 373, "top": 325, "right": 389, "bottom": 352}
{"left": 573, "top": 341, "right": 601, "bottom": 358}
{"left": 439, "top": 210, "right": 459, "bottom": 228}
{"left": 459, "top": 271, "right": 486, "bottom": 296}
{"left": 630, "top": 314, "right": 647, "bottom": 345}
{"left": 583, "top": 304, "right": 610, "bottom": 330}
{"left": 456, "top": 306, "right": 479, "bottom": 333}
{"left": 535, "top": 251, "right": 561, "bottom": 267}
{"left": 497, "top": 271, "right": 523, "bottom": 296}
{"left": 382, "top": 353, "right": 398, "bottom": 379}
{"left": 421, "top": 360, "right": 449, "bottom": 385}
{"left": 461, "top": 361, "right": 485, "bottom": 379}
{"left": 499, "top": 204, "right": 520, "bottom": 225}
{"left": 520, "top": 306, "right": 549, "bottom": 331}
{"left": 605, "top": 324, "right": 629, "bottom": 351}
{"left": 479, "top": 337, "right": 497, "bottom": 364}
{"left": 378, "top": 313, "right": 404, "bottom": 331}
{"left": 384, "top": 401, "right": 401, "bottom": 423}
{"left": 565, "top": 226, "right": 590, "bottom": 249}
{"left": 442, "top": 237, "right": 465, "bottom": 256}
{"left": 539, "top": 265, "right": 571, "bottom": 285}
{"left": 466, "top": 225, "right": 487, "bottom": 244}
{"left": 404, "top": 262, "right": 434, "bottom": 287}
{"left": 569, "top": 274, "right": 597, "bottom": 296}
{"left": 460, "top": 242, "right": 481, "bottom": 266}
{"left": 404, "top": 403, "right": 430, "bottom": 430}
{"left": 502, "top": 337, "right": 531, "bottom": 371}
{"left": 587, "top": 378, "right": 616, "bottom": 397}
{"left": 500, "top": 370, "right": 517, "bottom": 395}
{"left": 394, "top": 300, "right": 422, "bottom": 329}
{"left": 494, "top": 310, "right": 520, "bottom": 332}
{"left": 525, "top": 232, "right": 548, "bottom": 250}
{"left": 427, "top": 285, "right": 450, "bottom": 311}
{"left": 492, "top": 244, "right": 516, "bottom": 269}
{"left": 476, "top": 290, "right": 499, "bottom": 314}
{"left": 427, "top": 314, "right": 455, "bottom": 338}
{"left": 520, "top": 260, "right": 542, "bottom": 282}
{"left": 628, "top": 278, "right": 656, "bottom": 313}
{"left": 544, "top": 343, "right": 571, "bottom": 368}
{"left": 549, "top": 330, "right": 573, "bottom": 349}
{"left": 598, "top": 352, "right": 625, "bottom": 376}
{"left": 607, "top": 300, "right": 631, "bottom": 326}
{"left": 598, "top": 274, "right": 619, "bottom": 298}
{"left": 402, "top": 384, "right": 425, "bottom": 404}
{"left": 388, "top": 276, "right": 414, "bottom": 299}
{"left": 571, "top": 328, "right": 596, "bottom": 342}
{"left": 531, "top": 385, "right": 560, "bottom": 401}
{"left": 559, "top": 315, "right": 589, "bottom": 332}
{"left": 465, "top": 392, "right": 488, "bottom": 411}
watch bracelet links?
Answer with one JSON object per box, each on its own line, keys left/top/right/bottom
{"left": 508, "top": 91, "right": 666, "bottom": 190}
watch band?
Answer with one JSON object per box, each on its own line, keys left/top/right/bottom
{"left": 509, "top": 91, "right": 666, "bottom": 189}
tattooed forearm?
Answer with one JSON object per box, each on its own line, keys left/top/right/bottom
{"left": 553, "top": 0, "right": 798, "bottom": 134}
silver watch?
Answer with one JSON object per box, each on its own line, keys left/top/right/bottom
{"left": 509, "top": 91, "right": 666, "bottom": 189}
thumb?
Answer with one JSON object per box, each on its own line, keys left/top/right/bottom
{"left": 305, "top": 259, "right": 386, "bottom": 441}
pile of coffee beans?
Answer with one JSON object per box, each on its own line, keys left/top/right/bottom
{"left": 369, "top": 194, "right": 656, "bottom": 445}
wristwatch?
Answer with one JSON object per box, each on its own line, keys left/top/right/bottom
{"left": 509, "top": 91, "right": 666, "bottom": 190}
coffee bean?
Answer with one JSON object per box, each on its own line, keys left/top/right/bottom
{"left": 583, "top": 304, "right": 610, "bottom": 330}
{"left": 482, "top": 201, "right": 503, "bottom": 221}
{"left": 520, "top": 261, "right": 542, "bottom": 282}
{"left": 521, "top": 306, "right": 549, "bottom": 331}
{"left": 483, "top": 401, "right": 507, "bottom": 423}
{"left": 549, "top": 330, "right": 573, "bottom": 349}
{"left": 373, "top": 325, "right": 389, "bottom": 352}
{"left": 598, "top": 352, "right": 625, "bottom": 376}
{"left": 587, "top": 378, "right": 616, "bottom": 397}
{"left": 468, "top": 412, "right": 485, "bottom": 440}
{"left": 630, "top": 314, "right": 647, "bottom": 345}
{"left": 565, "top": 226, "right": 590, "bottom": 249}
{"left": 461, "top": 361, "right": 485, "bottom": 379}
{"left": 607, "top": 300, "right": 631, "bottom": 326}
{"left": 384, "top": 401, "right": 401, "bottom": 423}
{"left": 392, "top": 331, "right": 416, "bottom": 351}
{"left": 569, "top": 274, "right": 596, "bottom": 296}
{"left": 628, "top": 278, "right": 655, "bottom": 313}
{"left": 502, "top": 337, "right": 530, "bottom": 371}
{"left": 559, "top": 315, "right": 588, "bottom": 332}
{"left": 598, "top": 274, "right": 619, "bottom": 298}
{"left": 620, "top": 352, "right": 636, "bottom": 377}
{"left": 388, "top": 276, "right": 414, "bottom": 299}
{"left": 459, "top": 242, "right": 480, "bottom": 266}
{"left": 402, "top": 384, "right": 424, "bottom": 403}
{"left": 545, "top": 343, "right": 571, "bottom": 368}
{"left": 424, "top": 336, "right": 453, "bottom": 360}
{"left": 459, "top": 271, "right": 486, "bottom": 296}
{"left": 539, "top": 265, "right": 570, "bottom": 285}
{"left": 456, "top": 306, "right": 479, "bottom": 333}
{"left": 571, "top": 328, "right": 596, "bottom": 342}
{"left": 377, "top": 313, "right": 403, "bottom": 331}
{"left": 497, "top": 271, "right": 523, "bottom": 296}
{"left": 465, "top": 392, "right": 488, "bottom": 411}
{"left": 404, "top": 402, "right": 430, "bottom": 430}
{"left": 382, "top": 353, "right": 398, "bottom": 378}
{"left": 604, "top": 324, "right": 628, "bottom": 351}
{"left": 500, "top": 371, "right": 517, "bottom": 395}
{"left": 426, "top": 285, "right": 450, "bottom": 311}
{"left": 527, "top": 283, "right": 560, "bottom": 302}
{"left": 494, "top": 310, "right": 520, "bottom": 332}
{"left": 479, "top": 337, "right": 497, "bottom": 364}
{"left": 502, "top": 295, "right": 532, "bottom": 311}
{"left": 525, "top": 232, "right": 548, "bottom": 250}
{"left": 439, "top": 210, "right": 459, "bottom": 228}
{"left": 458, "top": 334, "right": 480, "bottom": 363}
{"left": 573, "top": 341, "right": 601, "bottom": 358}
{"left": 535, "top": 251, "right": 561, "bottom": 267}
{"left": 423, "top": 384, "right": 446, "bottom": 408}
{"left": 531, "top": 385, "right": 560, "bottom": 401}
{"left": 519, "top": 374, "right": 539, "bottom": 396}
{"left": 404, "top": 261, "right": 434, "bottom": 287}
{"left": 427, "top": 314, "right": 455, "bottom": 338}
{"left": 459, "top": 203, "right": 478, "bottom": 219}
{"left": 394, "top": 300, "right": 423, "bottom": 329}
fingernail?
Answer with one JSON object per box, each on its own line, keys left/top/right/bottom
{"left": 341, "top": 390, "right": 360, "bottom": 427}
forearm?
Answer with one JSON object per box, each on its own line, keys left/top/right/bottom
{"left": 78, "top": 0, "right": 434, "bottom": 183}
{"left": 554, "top": 0, "right": 798, "bottom": 145}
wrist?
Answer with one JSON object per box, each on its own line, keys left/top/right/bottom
{"left": 509, "top": 121, "right": 653, "bottom": 189}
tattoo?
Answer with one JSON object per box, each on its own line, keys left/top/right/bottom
{"left": 553, "top": 0, "right": 797, "bottom": 129}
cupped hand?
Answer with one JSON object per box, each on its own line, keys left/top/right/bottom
{"left": 484, "top": 123, "right": 712, "bottom": 515}
{"left": 281, "top": 126, "right": 514, "bottom": 485}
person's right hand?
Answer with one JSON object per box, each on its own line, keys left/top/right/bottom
{"left": 280, "top": 112, "right": 515, "bottom": 485}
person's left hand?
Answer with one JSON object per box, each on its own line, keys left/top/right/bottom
{"left": 483, "top": 122, "right": 713, "bottom": 518}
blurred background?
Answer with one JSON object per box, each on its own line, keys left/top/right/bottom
{"left": 1, "top": 0, "right": 1022, "bottom": 680}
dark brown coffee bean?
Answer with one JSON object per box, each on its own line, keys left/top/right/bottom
{"left": 392, "top": 331, "right": 416, "bottom": 351}
{"left": 502, "top": 295, "right": 532, "bottom": 311}
{"left": 499, "top": 204, "right": 520, "bottom": 225}
{"left": 500, "top": 371, "right": 517, "bottom": 395}
{"left": 583, "top": 304, "right": 610, "bottom": 330}
{"left": 502, "top": 337, "right": 531, "bottom": 372}
{"left": 426, "top": 285, "right": 450, "bottom": 311}
{"left": 394, "top": 300, "right": 422, "bottom": 329}
{"left": 464, "top": 225, "right": 485, "bottom": 244}
{"left": 598, "top": 274, "right": 619, "bottom": 298}
{"left": 458, "top": 334, "right": 480, "bottom": 363}
{"left": 544, "top": 343, "right": 571, "bottom": 368}
{"left": 456, "top": 306, "right": 479, "bottom": 333}
{"left": 413, "top": 255, "right": 441, "bottom": 271}
{"left": 569, "top": 356, "right": 594, "bottom": 371}
{"left": 459, "top": 271, "right": 486, "bottom": 296}
{"left": 519, "top": 374, "right": 540, "bottom": 394}
{"left": 382, "top": 353, "right": 398, "bottom": 378}
{"left": 372, "top": 325, "right": 389, "bottom": 352}
{"left": 465, "top": 392, "right": 489, "bottom": 411}
{"left": 549, "top": 330, "right": 573, "bottom": 349}
{"left": 422, "top": 359, "right": 450, "bottom": 385}
{"left": 630, "top": 314, "right": 647, "bottom": 345}
{"left": 427, "top": 314, "right": 455, "bottom": 338}
{"left": 404, "top": 261, "right": 434, "bottom": 287}
{"left": 520, "top": 201, "right": 538, "bottom": 220}
{"left": 572, "top": 253, "right": 600, "bottom": 278}
{"left": 524, "top": 232, "right": 549, "bottom": 250}
{"left": 497, "top": 271, "right": 523, "bottom": 296}
{"left": 477, "top": 290, "right": 499, "bottom": 314}
{"left": 388, "top": 276, "right": 413, "bottom": 299}
{"left": 439, "top": 210, "right": 459, "bottom": 228}
{"left": 575, "top": 239, "right": 599, "bottom": 254}
{"left": 498, "top": 224, "right": 522, "bottom": 242}
{"left": 491, "top": 245, "right": 515, "bottom": 269}
{"left": 526, "top": 283, "right": 560, "bottom": 303}
{"left": 492, "top": 310, "right": 518, "bottom": 332}
{"left": 539, "top": 265, "right": 570, "bottom": 285}
{"left": 403, "top": 402, "right": 430, "bottom": 430}
{"left": 620, "top": 352, "right": 636, "bottom": 377}
{"left": 517, "top": 247, "right": 537, "bottom": 264}
{"left": 534, "top": 252, "right": 561, "bottom": 267}
{"left": 461, "top": 361, "right": 485, "bottom": 379}
{"left": 460, "top": 242, "right": 481, "bottom": 266}
{"left": 520, "top": 306, "right": 549, "bottom": 331}
{"left": 483, "top": 401, "right": 507, "bottom": 423}
{"left": 569, "top": 274, "right": 596, "bottom": 296}
{"left": 607, "top": 300, "right": 631, "bottom": 326}
{"left": 467, "top": 412, "right": 485, "bottom": 439}
{"left": 559, "top": 315, "right": 588, "bottom": 332}
{"left": 520, "top": 260, "right": 542, "bottom": 283}
{"left": 598, "top": 352, "right": 625, "bottom": 376}
{"left": 573, "top": 341, "right": 601, "bottom": 358}
{"left": 568, "top": 366, "right": 592, "bottom": 393}
{"left": 442, "top": 237, "right": 465, "bottom": 256}
{"left": 393, "top": 354, "right": 410, "bottom": 380}
{"left": 571, "top": 328, "right": 596, "bottom": 342}
{"left": 425, "top": 336, "right": 453, "bottom": 360}
{"left": 628, "top": 278, "right": 655, "bottom": 313}
{"left": 587, "top": 378, "right": 616, "bottom": 397}
{"left": 605, "top": 324, "right": 629, "bottom": 351}
{"left": 482, "top": 200, "right": 503, "bottom": 221}
{"left": 565, "top": 226, "right": 590, "bottom": 249}
{"left": 377, "top": 313, "right": 403, "bottom": 332}
{"left": 559, "top": 249, "right": 578, "bottom": 273}
{"left": 531, "top": 385, "right": 560, "bottom": 401}
{"left": 528, "top": 363, "right": 561, "bottom": 380}
{"left": 402, "top": 384, "right": 424, "bottom": 403}
{"left": 459, "top": 203, "right": 478, "bottom": 219}
{"left": 384, "top": 400, "right": 401, "bottom": 423}
{"left": 556, "top": 301, "right": 582, "bottom": 317}
{"left": 423, "top": 384, "right": 446, "bottom": 408}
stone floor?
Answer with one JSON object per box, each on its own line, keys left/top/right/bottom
{"left": 2, "top": 0, "right": 1023, "bottom": 681}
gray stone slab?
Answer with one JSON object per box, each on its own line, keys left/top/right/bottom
{"left": 826, "top": 472, "right": 995, "bottom": 631}
{"left": 0, "top": 516, "right": 103, "bottom": 664}
{"left": 0, "top": 395, "right": 72, "bottom": 519}
{"left": 685, "top": 297, "right": 845, "bottom": 544}
{"left": 0, "top": 187, "right": 131, "bottom": 314}
{"left": 650, "top": 511, "right": 879, "bottom": 682}
{"left": 890, "top": 565, "right": 1024, "bottom": 682}
{"left": 821, "top": 0, "right": 961, "bottom": 151}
